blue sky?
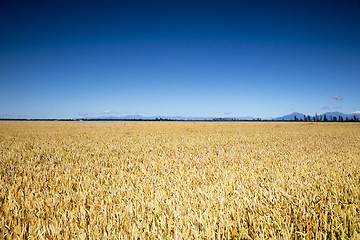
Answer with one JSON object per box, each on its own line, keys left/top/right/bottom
{"left": 1, "top": 0, "right": 360, "bottom": 119}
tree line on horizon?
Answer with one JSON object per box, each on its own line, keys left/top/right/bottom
{"left": 292, "top": 114, "right": 359, "bottom": 122}
{"left": 0, "top": 114, "right": 359, "bottom": 122}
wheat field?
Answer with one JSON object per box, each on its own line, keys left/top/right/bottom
{"left": 0, "top": 121, "right": 359, "bottom": 239}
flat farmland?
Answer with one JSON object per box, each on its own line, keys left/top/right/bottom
{"left": 0, "top": 121, "right": 359, "bottom": 239}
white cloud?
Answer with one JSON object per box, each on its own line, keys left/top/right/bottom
{"left": 332, "top": 94, "right": 343, "bottom": 100}
{"left": 351, "top": 111, "right": 360, "bottom": 114}
{"left": 322, "top": 106, "right": 342, "bottom": 110}
{"left": 99, "top": 110, "right": 119, "bottom": 115}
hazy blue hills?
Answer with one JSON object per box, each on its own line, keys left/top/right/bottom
{"left": 2, "top": 112, "right": 359, "bottom": 121}
{"left": 88, "top": 115, "right": 233, "bottom": 121}
{"left": 273, "top": 112, "right": 306, "bottom": 121}
{"left": 79, "top": 112, "right": 360, "bottom": 121}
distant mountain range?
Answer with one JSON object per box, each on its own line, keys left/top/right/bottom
{"left": 272, "top": 112, "right": 305, "bottom": 121}
{"left": 78, "top": 111, "right": 360, "bottom": 121}
{"left": 83, "top": 115, "right": 255, "bottom": 121}
{"left": 1, "top": 112, "right": 359, "bottom": 121}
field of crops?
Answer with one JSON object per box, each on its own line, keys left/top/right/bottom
{"left": 0, "top": 121, "right": 359, "bottom": 239}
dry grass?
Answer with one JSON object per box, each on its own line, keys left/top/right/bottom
{"left": 0, "top": 121, "right": 359, "bottom": 239}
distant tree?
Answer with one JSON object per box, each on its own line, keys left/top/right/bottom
{"left": 315, "top": 113, "right": 319, "bottom": 122}
{"left": 320, "top": 115, "right": 323, "bottom": 122}
{"left": 333, "top": 116, "right": 337, "bottom": 122}
{"left": 303, "top": 115, "right": 307, "bottom": 122}
{"left": 323, "top": 114, "right": 328, "bottom": 122}
{"left": 294, "top": 116, "right": 298, "bottom": 121}
{"left": 346, "top": 117, "right": 349, "bottom": 122}
{"left": 307, "top": 115, "right": 311, "bottom": 122}
{"left": 339, "top": 115, "right": 343, "bottom": 122}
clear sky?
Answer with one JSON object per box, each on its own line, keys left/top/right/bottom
{"left": 1, "top": 0, "right": 360, "bottom": 119}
